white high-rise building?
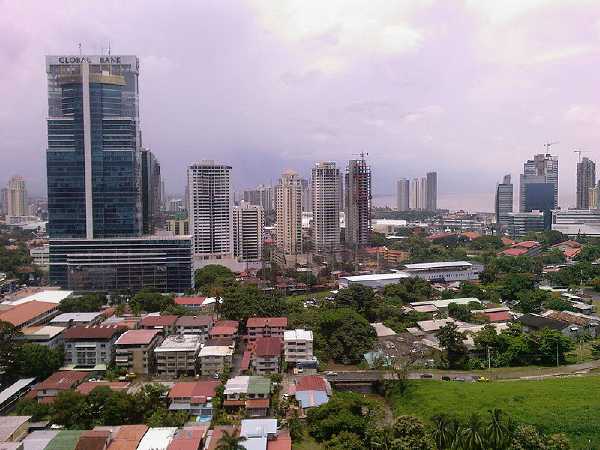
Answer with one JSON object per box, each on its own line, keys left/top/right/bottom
{"left": 410, "top": 177, "right": 427, "bottom": 210}
{"left": 311, "top": 162, "right": 341, "bottom": 253}
{"left": 275, "top": 170, "right": 303, "bottom": 256}
{"left": 6, "top": 176, "right": 27, "bottom": 218}
{"left": 233, "top": 202, "right": 264, "bottom": 262}
{"left": 396, "top": 179, "right": 409, "bottom": 211}
{"left": 187, "top": 161, "right": 233, "bottom": 260}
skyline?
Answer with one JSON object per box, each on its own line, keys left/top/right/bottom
{"left": 2, "top": 0, "right": 600, "bottom": 211}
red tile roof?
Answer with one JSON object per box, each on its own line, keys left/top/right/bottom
{"left": 0, "top": 301, "right": 57, "bottom": 327}
{"left": 296, "top": 375, "right": 328, "bottom": 392}
{"left": 267, "top": 431, "right": 292, "bottom": 450}
{"left": 214, "top": 320, "right": 239, "bottom": 329}
{"left": 168, "top": 381, "right": 219, "bottom": 400}
{"left": 254, "top": 337, "right": 282, "bottom": 357}
{"left": 64, "top": 325, "right": 125, "bottom": 340}
{"left": 176, "top": 316, "right": 214, "bottom": 327}
{"left": 209, "top": 326, "right": 237, "bottom": 337}
{"left": 36, "top": 371, "right": 88, "bottom": 390}
{"left": 246, "top": 317, "right": 288, "bottom": 328}
{"left": 479, "top": 311, "right": 511, "bottom": 323}
{"left": 107, "top": 425, "right": 148, "bottom": 450}
{"left": 499, "top": 247, "right": 529, "bottom": 257}
{"left": 174, "top": 297, "right": 206, "bottom": 306}
{"left": 246, "top": 398, "right": 270, "bottom": 408}
{"left": 207, "top": 427, "right": 236, "bottom": 450}
{"left": 240, "top": 351, "right": 251, "bottom": 371}
{"left": 139, "top": 315, "right": 178, "bottom": 327}
{"left": 76, "top": 381, "right": 130, "bottom": 395}
{"left": 115, "top": 329, "right": 161, "bottom": 345}
{"left": 75, "top": 430, "right": 111, "bottom": 450}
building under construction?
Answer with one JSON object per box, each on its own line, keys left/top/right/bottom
{"left": 345, "top": 157, "right": 372, "bottom": 247}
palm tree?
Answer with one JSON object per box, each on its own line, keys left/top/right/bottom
{"left": 486, "top": 409, "right": 510, "bottom": 449}
{"left": 431, "top": 414, "right": 458, "bottom": 449}
{"left": 215, "top": 430, "right": 247, "bottom": 450}
{"left": 459, "top": 413, "right": 486, "bottom": 450}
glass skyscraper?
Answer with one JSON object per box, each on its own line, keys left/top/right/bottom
{"left": 46, "top": 55, "right": 142, "bottom": 239}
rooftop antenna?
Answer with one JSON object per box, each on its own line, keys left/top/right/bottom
{"left": 108, "top": 41, "right": 111, "bottom": 56}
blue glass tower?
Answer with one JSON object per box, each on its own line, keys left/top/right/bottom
{"left": 46, "top": 55, "right": 142, "bottom": 238}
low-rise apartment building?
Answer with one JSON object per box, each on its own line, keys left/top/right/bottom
{"left": 168, "top": 381, "right": 220, "bottom": 418}
{"left": 209, "top": 320, "right": 239, "bottom": 340}
{"left": 175, "top": 316, "right": 214, "bottom": 342}
{"left": 154, "top": 334, "right": 202, "bottom": 377}
{"left": 283, "top": 329, "right": 314, "bottom": 364}
{"left": 139, "top": 315, "right": 178, "bottom": 335}
{"left": 198, "top": 344, "right": 234, "bottom": 376}
{"left": 63, "top": 325, "right": 125, "bottom": 369}
{"left": 251, "top": 337, "right": 282, "bottom": 375}
{"left": 114, "top": 330, "right": 163, "bottom": 375}
{"left": 49, "top": 312, "right": 105, "bottom": 328}
{"left": 246, "top": 317, "right": 288, "bottom": 341}
{"left": 18, "top": 325, "right": 65, "bottom": 348}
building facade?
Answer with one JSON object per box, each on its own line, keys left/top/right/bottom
{"left": 154, "top": 334, "right": 202, "bottom": 377}
{"left": 344, "top": 158, "right": 371, "bottom": 247}
{"left": 187, "top": 161, "right": 233, "bottom": 261}
{"left": 577, "top": 157, "right": 595, "bottom": 209}
{"left": 233, "top": 202, "right": 264, "bottom": 262}
{"left": 63, "top": 325, "right": 124, "bottom": 368}
{"left": 426, "top": 172, "right": 437, "bottom": 211}
{"left": 552, "top": 209, "right": 600, "bottom": 237}
{"left": 396, "top": 179, "right": 409, "bottom": 211}
{"left": 519, "top": 153, "right": 559, "bottom": 213}
{"left": 242, "top": 185, "right": 273, "bottom": 213}
{"left": 495, "top": 174, "right": 513, "bottom": 229}
{"left": 275, "top": 171, "right": 303, "bottom": 256}
{"left": 508, "top": 211, "right": 545, "bottom": 238}
{"left": 6, "top": 176, "right": 27, "bottom": 218}
{"left": 141, "top": 148, "right": 162, "bottom": 234}
{"left": 311, "top": 162, "right": 341, "bottom": 253}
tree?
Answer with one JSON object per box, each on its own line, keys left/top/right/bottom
{"left": 14, "top": 398, "right": 50, "bottom": 421}
{"left": 59, "top": 293, "right": 106, "bottom": 313}
{"left": 458, "top": 413, "right": 486, "bottom": 450}
{"left": 52, "top": 390, "right": 90, "bottom": 428}
{"left": 448, "top": 303, "right": 472, "bottom": 322}
{"left": 381, "top": 277, "right": 433, "bottom": 304}
{"left": 534, "top": 328, "right": 573, "bottom": 365}
{"left": 317, "top": 308, "right": 377, "bottom": 364}
{"left": 516, "top": 289, "right": 550, "bottom": 314}
{"left": 510, "top": 424, "right": 547, "bottom": 450}
{"left": 129, "top": 291, "right": 173, "bottom": 313}
{"left": 194, "top": 265, "right": 235, "bottom": 293}
{"left": 0, "top": 321, "right": 19, "bottom": 376}
{"left": 391, "top": 415, "right": 434, "bottom": 449}
{"left": 219, "top": 284, "right": 285, "bottom": 323}
{"left": 145, "top": 407, "right": 188, "bottom": 427}
{"left": 431, "top": 414, "right": 459, "bottom": 450}
{"left": 436, "top": 323, "right": 468, "bottom": 369}
{"left": 334, "top": 285, "right": 377, "bottom": 319}
{"left": 12, "top": 343, "right": 63, "bottom": 380}
{"left": 216, "top": 430, "right": 247, "bottom": 450}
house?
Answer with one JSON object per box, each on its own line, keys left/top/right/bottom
{"left": 76, "top": 381, "right": 130, "bottom": 396}
{"left": 63, "top": 325, "right": 125, "bottom": 369}
{"left": 154, "top": 335, "right": 202, "bottom": 377}
{"left": 139, "top": 315, "right": 178, "bottom": 335}
{"left": 173, "top": 296, "right": 209, "bottom": 310}
{"left": 0, "top": 301, "right": 60, "bottom": 330}
{"left": 105, "top": 425, "right": 148, "bottom": 450}
{"left": 416, "top": 318, "right": 455, "bottom": 333}
{"left": 74, "top": 430, "right": 111, "bottom": 450}
{"left": 114, "top": 330, "right": 163, "bottom": 375}
{"left": 543, "top": 310, "right": 600, "bottom": 338}
{"left": 208, "top": 320, "right": 239, "bottom": 340}
{"left": 239, "top": 419, "right": 277, "bottom": 450}
{"left": 23, "top": 430, "right": 60, "bottom": 450}
{"left": 246, "top": 317, "right": 288, "bottom": 341}
{"left": 102, "top": 315, "right": 141, "bottom": 330}
{"left": 283, "top": 329, "right": 314, "bottom": 364}
{"left": 551, "top": 240, "right": 582, "bottom": 261}
{"left": 498, "top": 241, "right": 542, "bottom": 257}
{"left": 28, "top": 371, "right": 88, "bottom": 404}
{"left": 168, "top": 381, "right": 220, "bottom": 419}
{"left": 0, "top": 416, "right": 31, "bottom": 442}
{"left": 18, "top": 325, "right": 65, "bottom": 348}
{"left": 294, "top": 375, "right": 331, "bottom": 414}
{"left": 410, "top": 298, "right": 481, "bottom": 313}
{"left": 0, "top": 378, "right": 36, "bottom": 414}
{"left": 136, "top": 428, "right": 177, "bottom": 450}
{"left": 471, "top": 307, "right": 512, "bottom": 323}
{"left": 174, "top": 316, "right": 214, "bottom": 343}
{"left": 49, "top": 312, "right": 105, "bottom": 328}
{"left": 167, "top": 427, "right": 207, "bottom": 450}
{"left": 518, "top": 314, "right": 570, "bottom": 335}
{"left": 251, "top": 337, "right": 282, "bottom": 375}
{"left": 223, "top": 376, "right": 271, "bottom": 417}
{"left": 198, "top": 345, "right": 233, "bottom": 376}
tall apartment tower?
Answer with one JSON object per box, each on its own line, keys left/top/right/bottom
{"left": 409, "top": 177, "right": 427, "bottom": 210}
{"left": 396, "top": 179, "right": 409, "bottom": 211}
{"left": 141, "top": 149, "right": 161, "bottom": 234}
{"left": 426, "top": 172, "right": 437, "bottom": 211}
{"left": 577, "top": 157, "right": 596, "bottom": 209}
{"left": 243, "top": 185, "right": 274, "bottom": 213}
{"left": 311, "top": 162, "right": 341, "bottom": 253}
{"left": 519, "top": 153, "right": 559, "bottom": 212}
{"left": 300, "top": 178, "right": 312, "bottom": 213}
{"left": 187, "top": 161, "right": 233, "bottom": 259}
{"left": 345, "top": 158, "right": 371, "bottom": 247}
{"left": 233, "top": 202, "right": 264, "bottom": 262}
{"left": 6, "top": 176, "right": 27, "bottom": 218}
{"left": 46, "top": 55, "right": 142, "bottom": 239}
{"left": 275, "top": 170, "right": 303, "bottom": 256}
{"left": 495, "top": 174, "right": 513, "bottom": 229}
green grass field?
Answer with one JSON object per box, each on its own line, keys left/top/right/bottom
{"left": 391, "top": 377, "right": 600, "bottom": 449}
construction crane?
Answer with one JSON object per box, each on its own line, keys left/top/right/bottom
{"left": 353, "top": 151, "right": 369, "bottom": 161}
{"left": 544, "top": 141, "right": 559, "bottom": 154}
{"left": 574, "top": 149, "right": 589, "bottom": 163}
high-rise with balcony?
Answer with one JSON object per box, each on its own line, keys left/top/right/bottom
{"left": 233, "top": 202, "right": 264, "bottom": 263}
{"left": 495, "top": 174, "right": 513, "bottom": 229}
{"left": 6, "top": 176, "right": 27, "bottom": 218}
{"left": 311, "top": 162, "right": 341, "bottom": 253}
{"left": 275, "top": 170, "right": 303, "bottom": 257}
{"left": 187, "top": 161, "right": 233, "bottom": 261}
{"left": 396, "top": 179, "right": 409, "bottom": 211}
{"left": 577, "top": 157, "right": 595, "bottom": 209}
{"left": 345, "top": 158, "right": 371, "bottom": 247}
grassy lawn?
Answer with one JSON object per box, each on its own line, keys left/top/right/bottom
{"left": 390, "top": 377, "right": 600, "bottom": 449}
{"left": 292, "top": 433, "right": 324, "bottom": 450}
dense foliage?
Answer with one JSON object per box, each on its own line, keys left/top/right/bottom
{"left": 194, "top": 264, "right": 235, "bottom": 294}
{"left": 59, "top": 293, "right": 107, "bottom": 313}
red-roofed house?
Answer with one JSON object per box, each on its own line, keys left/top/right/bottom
{"left": 246, "top": 317, "right": 288, "bottom": 341}
{"left": 106, "top": 425, "right": 148, "bottom": 450}
{"left": 167, "top": 427, "right": 206, "bottom": 450}
{"left": 251, "top": 337, "right": 282, "bottom": 375}
{"left": 209, "top": 320, "right": 239, "bottom": 340}
{"left": 551, "top": 240, "right": 582, "bottom": 261}
{"left": 295, "top": 375, "right": 329, "bottom": 393}
{"left": 139, "top": 315, "right": 178, "bottom": 335}
{"left": 174, "top": 297, "right": 206, "bottom": 310}
{"left": 498, "top": 241, "right": 541, "bottom": 257}
{"left": 114, "top": 330, "right": 162, "bottom": 374}
{"left": 29, "top": 371, "right": 88, "bottom": 403}
{"left": 168, "top": 381, "right": 220, "bottom": 418}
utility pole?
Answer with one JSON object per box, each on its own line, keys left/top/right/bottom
{"left": 487, "top": 345, "right": 491, "bottom": 370}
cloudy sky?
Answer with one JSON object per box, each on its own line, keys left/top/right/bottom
{"left": 2, "top": 0, "right": 600, "bottom": 211}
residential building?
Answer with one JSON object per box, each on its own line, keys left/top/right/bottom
{"left": 136, "top": 428, "right": 177, "bottom": 450}
{"left": 175, "top": 316, "right": 214, "bottom": 342}
{"left": 508, "top": 211, "right": 545, "bottom": 238}
{"left": 63, "top": 325, "right": 125, "bottom": 368}
{"left": 396, "top": 179, "right": 409, "bottom": 211}
{"left": 552, "top": 209, "right": 600, "bottom": 237}
{"left": 0, "top": 301, "right": 60, "bottom": 330}
{"left": 106, "top": 425, "right": 147, "bottom": 450}
{"left": 242, "top": 185, "right": 274, "bottom": 213}
{"left": 28, "top": 371, "right": 88, "bottom": 403}
{"left": 18, "top": 325, "right": 65, "bottom": 349}
{"left": 165, "top": 219, "right": 189, "bottom": 236}
{"left": 141, "top": 148, "right": 162, "bottom": 234}
{"left": 6, "top": 176, "right": 27, "bottom": 219}
{"left": 275, "top": 170, "right": 303, "bottom": 260}
{"left": 577, "top": 157, "right": 595, "bottom": 209}
{"left": 209, "top": 320, "right": 239, "bottom": 340}
{"left": 233, "top": 202, "right": 264, "bottom": 263}
{"left": 409, "top": 177, "right": 428, "bottom": 210}
{"left": 345, "top": 158, "right": 371, "bottom": 247}
{"left": 426, "top": 171, "right": 437, "bottom": 211}
{"left": 311, "top": 162, "right": 341, "bottom": 253}
{"left": 139, "top": 315, "right": 178, "bottom": 335}
{"left": 30, "top": 245, "right": 50, "bottom": 271}
{"left": 154, "top": 334, "right": 202, "bottom": 377}
{"left": 198, "top": 344, "right": 233, "bottom": 376}
{"left": 168, "top": 381, "right": 220, "bottom": 418}
{"left": 246, "top": 317, "right": 288, "bottom": 341}
{"left": 46, "top": 55, "right": 142, "bottom": 240}
{"left": 283, "top": 329, "right": 314, "bottom": 364}
{"left": 495, "top": 174, "right": 513, "bottom": 229}
{"left": 187, "top": 161, "right": 233, "bottom": 261}
{"left": 48, "top": 236, "right": 192, "bottom": 292}
{"left": 251, "top": 337, "right": 282, "bottom": 375}
{"left": 498, "top": 240, "right": 542, "bottom": 257}
{"left": 49, "top": 312, "right": 104, "bottom": 328}
{"left": 114, "top": 329, "right": 162, "bottom": 375}
{"left": 174, "top": 296, "right": 210, "bottom": 310}
{"left": 295, "top": 376, "right": 331, "bottom": 413}
{"left": 223, "top": 376, "right": 271, "bottom": 417}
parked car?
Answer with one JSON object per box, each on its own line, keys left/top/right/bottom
{"left": 441, "top": 376, "right": 451, "bottom": 381}
{"left": 420, "top": 373, "right": 433, "bottom": 379}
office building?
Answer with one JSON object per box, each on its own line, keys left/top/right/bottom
{"left": 345, "top": 158, "right": 371, "bottom": 247}
{"left": 577, "top": 157, "right": 596, "bottom": 209}
{"left": 141, "top": 148, "right": 162, "bottom": 234}
{"left": 6, "top": 176, "right": 27, "bottom": 218}
{"left": 233, "top": 202, "right": 264, "bottom": 262}
{"left": 48, "top": 236, "right": 192, "bottom": 292}
{"left": 187, "top": 161, "right": 233, "bottom": 260}
{"left": 426, "top": 171, "right": 437, "bottom": 211}
{"left": 552, "top": 209, "right": 600, "bottom": 237}
{"left": 311, "top": 162, "right": 341, "bottom": 253}
{"left": 519, "top": 153, "right": 558, "bottom": 212}
{"left": 495, "top": 174, "right": 513, "bottom": 229}
{"left": 46, "top": 55, "right": 142, "bottom": 239}
{"left": 243, "top": 185, "right": 273, "bottom": 213}
{"left": 508, "top": 211, "right": 545, "bottom": 238}
{"left": 396, "top": 179, "right": 409, "bottom": 211}
{"left": 402, "top": 261, "right": 482, "bottom": 282}
{"left": 275, "top": 170, "right": 303, "bottom": 257}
